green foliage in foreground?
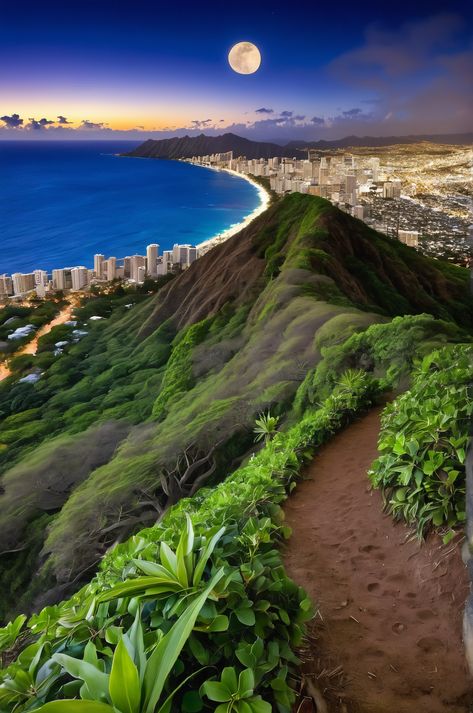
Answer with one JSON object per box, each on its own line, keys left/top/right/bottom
{"left": 0, "top": 374, "right": 376, "bottom": 711}
{"left": 369, "top": 344, "right": 473, "bottom": 536}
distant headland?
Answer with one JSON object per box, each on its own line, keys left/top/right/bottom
{"left": 124, "top": 131, "right": 473, "bottom": 160}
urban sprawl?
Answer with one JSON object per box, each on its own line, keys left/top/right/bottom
{"left": 2, "top": 147, "right": 470, "bottom": 300}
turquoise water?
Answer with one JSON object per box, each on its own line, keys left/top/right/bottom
{"left": 0, "top": 141, "right": 260, "bottom": 274}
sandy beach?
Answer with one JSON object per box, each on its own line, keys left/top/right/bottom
{"left": 192, "top": 165, "right": 271, "bottom": 255}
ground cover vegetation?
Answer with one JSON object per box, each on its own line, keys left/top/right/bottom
{"left": 0, "top": 194, "right": 471, "bottom": 709}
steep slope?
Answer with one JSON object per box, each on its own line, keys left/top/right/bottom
{"left": 0, "top": 194, "right": 471, "bottom": 617}
{"left": 143, "top": 193, "right": 473, "bottom": 333}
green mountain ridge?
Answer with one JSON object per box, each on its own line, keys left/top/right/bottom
{"left": 0, "top": 193, "right": 471, "bottom": 619}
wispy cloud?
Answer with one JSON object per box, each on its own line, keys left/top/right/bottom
{"left": 255, "top": 107, "right": 273, "bottom": 114}
{"left": 190, "top": 118, "right": 213, "bottom": 129}
{"left": 80, "top": 120, "right": 108, "bottom": 130}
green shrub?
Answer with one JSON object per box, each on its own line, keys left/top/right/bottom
{"left": 369, "top": 344, "right": 473, "bottom": 535}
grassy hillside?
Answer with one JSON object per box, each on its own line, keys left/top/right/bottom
{"left": 0, "top": 195, "right": 471, "bottom": 712}
{"left": 0, "top": 194, "right": 471, "bottom": 621}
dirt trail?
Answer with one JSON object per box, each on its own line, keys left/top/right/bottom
{"left": 283, "top": 407, "right": 473, "bottom": 713}
{"left": 0, "top": 303, "right": 73, "bottom": 382}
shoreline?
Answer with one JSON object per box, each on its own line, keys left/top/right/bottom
{"left": 1, "top": 157, "right": 271, "bottom": 279}
{"left": 121, "top": 153, "right": 271, "bottom": 255}
{"left": 188, "top": 164, "right": 271, "bottom": 254}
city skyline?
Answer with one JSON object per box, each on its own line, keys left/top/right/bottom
{"left": 1, "top": 0, "right": 471, "bottom": 141}
{"left": 0, "top": 240, "right": 200, "bottom": 299}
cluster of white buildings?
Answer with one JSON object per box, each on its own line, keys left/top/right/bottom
{"left": 186, "top": 151, "right": 418, "bottom": 248}
{"left": 0, "top": 242, "right": 199, "bottom": 299}
{"left": 1, "top": 150, "right": 424, "bottom": 302}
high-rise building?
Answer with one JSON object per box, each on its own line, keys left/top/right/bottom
{"left": 188, "top": 246, "right": 198, "bottom": 264}
{"left": 71, "top": 266, "right": 89, "bottom": 291}
{"left": 369, "top": 157, "right": 380, "bottom": 182}
{"left": 0, "top": 275, "right": 13, "bottom": 297}
{"left": 398, "top": 230, "right": 419, "bottom": 247}
{"left": 303, "top": 161, "right": 314, "bottom": 179}
{"left": 383, "top": 182, "right": 395, "bottom": 199}
{"left": 319, "top": 157, "right": 329, "bottom": 185}
{"left": 130, "top": 255, "right": 146, "bottom": 282}
{"left": 12, "top": 272, "right": 36, "bottom": 295}
{"left": 33, "top": 269, "right": 48, "bottom": 286}
{"left": 123, "top": 257, "right": 131, "bottom": 278}
{"left": 94, "top": 254, "right": 105, "bottom": 278}
{"left": 104, "top": 257, "right": 117, "bottom": 281}
{"left": 146, "top": 244, "right": 159, "bottom": 277}
{"left": 52, "top": 268, "right": 73, "bottom": 290}
{"left": 172, "top": 244, "right": 198, "bottom": 268}
{"left": 137, "top": 265, "right": 146, "bottom": 283}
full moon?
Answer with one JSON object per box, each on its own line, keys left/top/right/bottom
{"left": 228, "top": 42, "right": 261, "bottom": 74}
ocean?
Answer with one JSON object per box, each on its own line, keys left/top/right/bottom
{"left": 0, "top": 140, "right": 261, "bottom": 275}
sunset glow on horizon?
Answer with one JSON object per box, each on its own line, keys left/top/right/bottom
{"left": 1, "top": 0, "right": 471, "bottom": 141}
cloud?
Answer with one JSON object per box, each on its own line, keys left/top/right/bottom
{"left": 57, "top": 115, "right": 72, "bottom": 124}
{"left": 280, "top": 110, "right": 293, "bottom": 117}
{"left": 80, "top": 120, "right": 107, "bottom": 130}
{"left": 255, "top": 107, "right": 273, "bottom": 114}
{"left": 0, "top": 113, "right": 23, "bottom": 128}
{"left": 327, "top": 12, "right": 472, "bottom": 134}
{"left": 293, "top": 114, "right": 306, "bottom": 121}
{"left": 27, "top": 117, "right": 55, "bottom": 130}
{"left": 311, "top": 116, "right": 325, "bottom": 125}
{"left": 190, "top": 118, "right": 212, "bottom": 129}
{"left": 342, "top": 108, "right": 362, "bottom": 117}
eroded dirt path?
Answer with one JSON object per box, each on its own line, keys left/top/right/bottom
{"left": 0, "top": 302, "right": 73, "bottom": 381}
{"left": 284, "top": 407, "right": 473, "bottom": 713}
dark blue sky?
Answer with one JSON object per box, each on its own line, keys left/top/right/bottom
{"left": 1, "top": 0, "right": 472, "bottom": 140}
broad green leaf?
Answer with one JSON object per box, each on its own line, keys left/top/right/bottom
{"left": 221, "top": 666, "right": 238, "bottom": 692}
{"left": 97, "top": 576, "right": 182, "bottom": 602}
{"left": 132, "top": 559, "right": 181, "bottom": 583}
{"left": 52, "top": 653, "right": 109, "bottom": 700}
{"left": 238, "top": 668, "right": 255, "bottom": 698}
{"left": 195, "top": 615, "right": 229, "bottom": 633}
{"left": 175, "top": 515, "right": 194, "bottom": 586}
{"left": 193, "top": 526, "right": 225, "bottom": 586}
{"left": 236, "top": 701, "right": 253, "bottom": 713}
{"left": 109, "top": 638, "right": 141, "bottom": 713}
{"left": 235, "top": 608, "right": 255, "bottom": 626}
{"left": 247, "top": 695, "right": 272, "bottom": 713}
{"left": 143, "top": 569, "right": 224, "bottom": 713}
{"left": 188, "top": 635, "right": 209, "bottom": 665}
{"left": 202, "top": 680, "right": 231, "bottom": 702}
{"left": 35, "top": 701, "right": 114, "bottom": 712}
{"left": 159, "top": 542, "right": 178, "bottom": 577}
{"left": 128, "top": 608, "right": 146, "bottom": 682}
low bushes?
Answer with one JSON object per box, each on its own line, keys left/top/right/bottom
{"left": 294, "top": 313, "right": 465, "bottom": 415}
{"left": 0, "top": 374, "right": 377, "bottom": 712}
{"left": 369, "top": 344, "right": 473, "bottom": 536}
